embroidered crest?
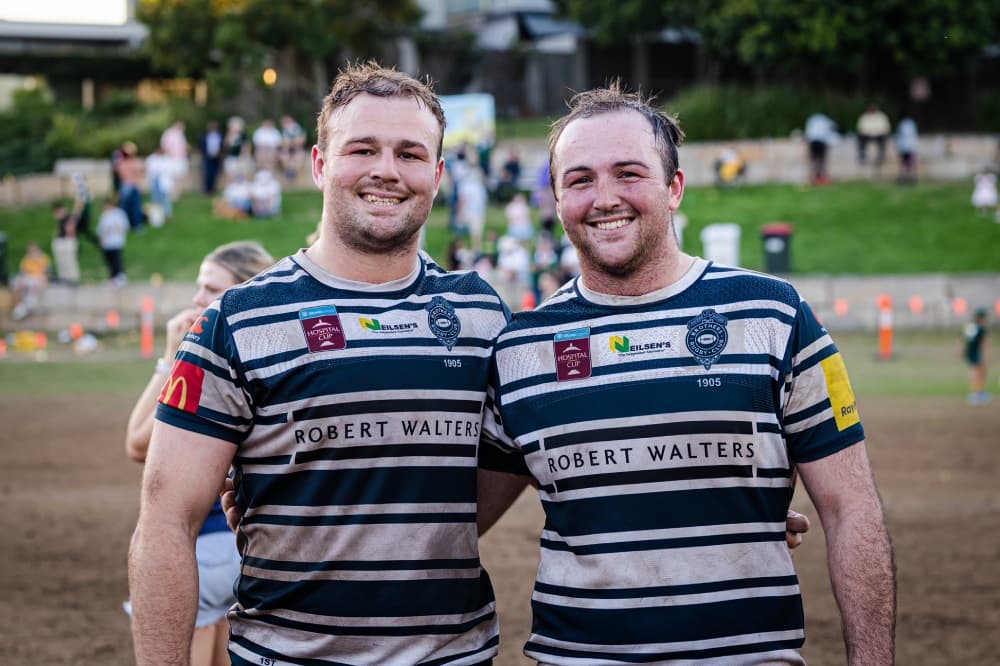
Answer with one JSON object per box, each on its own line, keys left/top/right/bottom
{"left": 553, "top": 327, "right": 592, "bottom": 381}
{"left": 426, "top": 296, "right": 461, "bottom": 350}
{"left": 685, "top": 308, "right": 729, "bottom": 370}
{"left": 299, "top": 305, "right": 347, "bottom": 352}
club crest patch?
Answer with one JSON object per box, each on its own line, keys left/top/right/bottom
{"left": 686, "top": 309, "right": 729, "bottom": 370}
{"left": 426, "top": 296, "right": 461, "bottom": 350}
{"left": 299, "top": 305, "right": 347, "bottom": 352}
{"left": 553, "top": 327, "right": 592, "bottom": 381}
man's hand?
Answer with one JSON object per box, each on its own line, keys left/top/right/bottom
{"left": 786, "top": 509, "right": 810, "bottom": 550}
{"left": 165, "top": 308, "right": 200, "bottom": 361}
{"left": 221, "top": 477, "right": 240, "bottom": 532}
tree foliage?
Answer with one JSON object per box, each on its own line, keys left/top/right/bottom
{"left": 555, "top": 0, "right": 1000, "bottom": 82}
{"left": 138, "top": 0, "right": 422, "bottom": 96}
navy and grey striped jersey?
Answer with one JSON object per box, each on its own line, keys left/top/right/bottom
{"left": 156, "top": 250, "right": 510, "bottom": 666}
{"left": 481, "top": 258, "right": 864, "bottom": 665}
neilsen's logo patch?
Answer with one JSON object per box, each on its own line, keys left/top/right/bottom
{"left": 299, "top": 305, "right": 347, "bottom": 353}
{"left": 554, "top": 327, "right": 592, "bottom": 381}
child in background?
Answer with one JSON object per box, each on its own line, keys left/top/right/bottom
{"left": 11, "top": 242, "right": 51, "bottom": 320}
{"left": 971, "top": 169, "right": 997, "bottom": 218}
{"left": 97, "top": 198, "right": 130, "bottom": 285}
{"left": 964, "top": 308, "right": 991, "bottom": 405}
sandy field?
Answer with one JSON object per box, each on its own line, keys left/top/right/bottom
{"left": 1, "top": 392, "right": 997, "bottom": 665}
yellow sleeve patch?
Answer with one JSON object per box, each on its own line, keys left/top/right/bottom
{"left": 821, "top": 352, "right": 860, "bottom": 431}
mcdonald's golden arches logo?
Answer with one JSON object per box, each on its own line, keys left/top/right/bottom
{"left": 158, "top": 360, "right": 205, "bottom": 413}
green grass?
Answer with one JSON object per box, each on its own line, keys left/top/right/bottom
{"left": 0, "top": 329, "right": 989, "bottom": 398}
{"left": 0, "top": 180, "right": 997, "bottom": 286}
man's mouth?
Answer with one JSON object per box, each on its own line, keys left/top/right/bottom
{"left": 363, "top": 194, "right": 403, "bottom": 206}
{"left": 591, "top": 217, "right": 632, "bottom": 230}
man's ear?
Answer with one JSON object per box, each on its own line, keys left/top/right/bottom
{"left": 310, "top": 145, "right": 325, "bottom": 190}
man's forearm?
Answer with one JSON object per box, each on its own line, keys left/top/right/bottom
{"left": 825, "top": 495, "right": 896, "bottom": 665}
{"left": 128, "top": 521, "right": 200, "bottom": 666}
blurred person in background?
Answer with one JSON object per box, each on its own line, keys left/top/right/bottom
{"left": 279, "top": 114, "right": 307, "bottom": 182}
{"left": 97, "top": 197, "right": 130, "bottom": 285}
{"left": 894, "top": 111, "right": 918, "bottom": 184}
{"left": 964, "top": 308, "right": 991, "bottom": 405}
{"left": 10, "top": 241, "right": 51, "bottom": 320}
{"left": 804, "top": 112, "right": 838, "bottom": 185}
{"left": 116, "top": 141, "right": 145, "bottom": 230}
{"left": 50, "top": 201, "right": 80, "bottom": 285}
{"left": 200, "top": 121, "right": 224, "bottom": 194}
{"left": 856, "top": 104, "right": 891, "bottom": 168}
{"left": 125, "top": 240, "right": 274, "bottom": 666}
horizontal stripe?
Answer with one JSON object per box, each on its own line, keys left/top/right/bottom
{"left": 539, "top": 486, "right": 793, "bottom": 536}
{"left": 534, "top": 574, "right": 799, "bottom": 599}
{"left": 240, "top": 467, "right": 476, "bottom": 507}
{"left": 247, "top": 513, "right": 476, "bottom": 527}
{"left": 294, "top": 398, "right": 483, "bottom": 421}
{"left": 539, "top": 529, "right": 783, "bottom": 555}
{"left": 554, "top": 464, "right": 753, "bottom": 492}
{"left": 296, "top": 443, "right": 476, "bottom": 463}
{"left": 244, "top": 555, "right": 480, "bottom": 572}
{"left": 545, "top": 420, "right": 754, "bottom": 450}
{"left": 529, "top": 594, "right": 804, "bottom": 645}
{"left": 237, "top": 571, "right": 496, "bottom": 617}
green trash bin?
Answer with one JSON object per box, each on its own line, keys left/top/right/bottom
{"left": 761, "top": 223, "right": 794, "bottom": 274}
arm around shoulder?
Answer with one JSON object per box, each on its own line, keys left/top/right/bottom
{"left": 798, "top": 440, "right": 896, "bottom": 665}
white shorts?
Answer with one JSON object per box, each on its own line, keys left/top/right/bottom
{"left": 124, "top": 530, "right": 241, "bottom": 628}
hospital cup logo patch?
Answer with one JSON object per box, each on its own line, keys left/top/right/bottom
{"left": 299, "top": 305, "right": 347, "bottom": 352}
{"left": 426, "top": 296, "right": 461, "bottom": 350}
{"left": 686, "top": 309, "right": 729, "bottom": 370}
{"left": 554, "top": 327, "right": 592, "bottom": 381}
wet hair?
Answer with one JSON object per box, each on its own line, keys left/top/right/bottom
{"left": 204, "top": 241, "right": 275, "bottom": 283}
{"left": 316, "top": 61, "right": 446, "bottom": 158}
{"left": 548, "top": 81, "right": 685, "bottom": 193}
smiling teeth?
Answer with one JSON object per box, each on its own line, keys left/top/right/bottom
{"left": 364, "top": 194, "right": 401, "bottom": 206}
{"left": 595, "top": 219, "right": 630, "bottom": 230}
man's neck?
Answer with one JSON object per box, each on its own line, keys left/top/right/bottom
{"left": 308, "top": 233, "right": 420, "bottom": 284}
{"left": 581, "top": 252, "right": 695, "bottom": 298}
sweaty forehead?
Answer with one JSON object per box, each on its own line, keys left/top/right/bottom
{"left": 553, "top": 111, "right": 659, "bottom": 173}
{"left": 329, "top": 93, "right": 440, "bottom": 146}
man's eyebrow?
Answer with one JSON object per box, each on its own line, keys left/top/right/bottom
{"left": 561, "top": 160, "right": 649, "bottom": 177}
{"left": 342, "top": 136, "right": 430, "bottom": 152}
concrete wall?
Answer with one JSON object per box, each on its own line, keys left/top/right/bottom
{"left": 2, "top": 133, "right": 997, "bottom": 207}
{"left": 2, "top": 274, "right": 997, "bottom": 335}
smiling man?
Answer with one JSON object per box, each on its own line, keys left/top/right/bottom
{"left": 128, "top": 63, "right": 511, "bottom": 666}
{"left": 480, "top": 84, "right": 896, "bottom": 665}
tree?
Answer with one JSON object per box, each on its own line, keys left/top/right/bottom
{"left": 138, "top": 0, "right": 423, "bottom": 102}
{"left": 554, "top": 0, "right": 1000, "bottom": 90}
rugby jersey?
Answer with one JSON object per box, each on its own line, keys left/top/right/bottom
{"left": 156, "top": 250, "right": 510, "bottom": 666}
{"left": 481, "top": 258, "right": 865, "bottom": 665}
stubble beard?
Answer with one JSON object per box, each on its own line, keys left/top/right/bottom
{"left": 329, "top": 194, "right": 430, "bottom": 257}
{"left": 573, "top": 212, "right": 674, "bottom": 279}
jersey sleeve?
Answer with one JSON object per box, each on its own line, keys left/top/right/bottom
{"left": 155, "top": 300, "right": 254, "bottom": 444}
{"left": 781, "top": 300, "right": 865, "bottom": 463}
{"left": 478, "top": 348, "right": 531, "bottom": 477}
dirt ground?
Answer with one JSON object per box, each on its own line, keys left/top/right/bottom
{"left": 1, "top": 393, "right": 997, "bottom": 665}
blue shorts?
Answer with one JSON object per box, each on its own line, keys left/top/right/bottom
{"left": 124, "top": 530, "right": 241, "bottom": 628}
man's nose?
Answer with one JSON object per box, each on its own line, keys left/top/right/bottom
{"left": 369, "top": 149, "right": 400, "bottom": 181}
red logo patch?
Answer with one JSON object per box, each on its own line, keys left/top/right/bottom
{"left": 158, "top": 360, "right": 205, "bottom": 413}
